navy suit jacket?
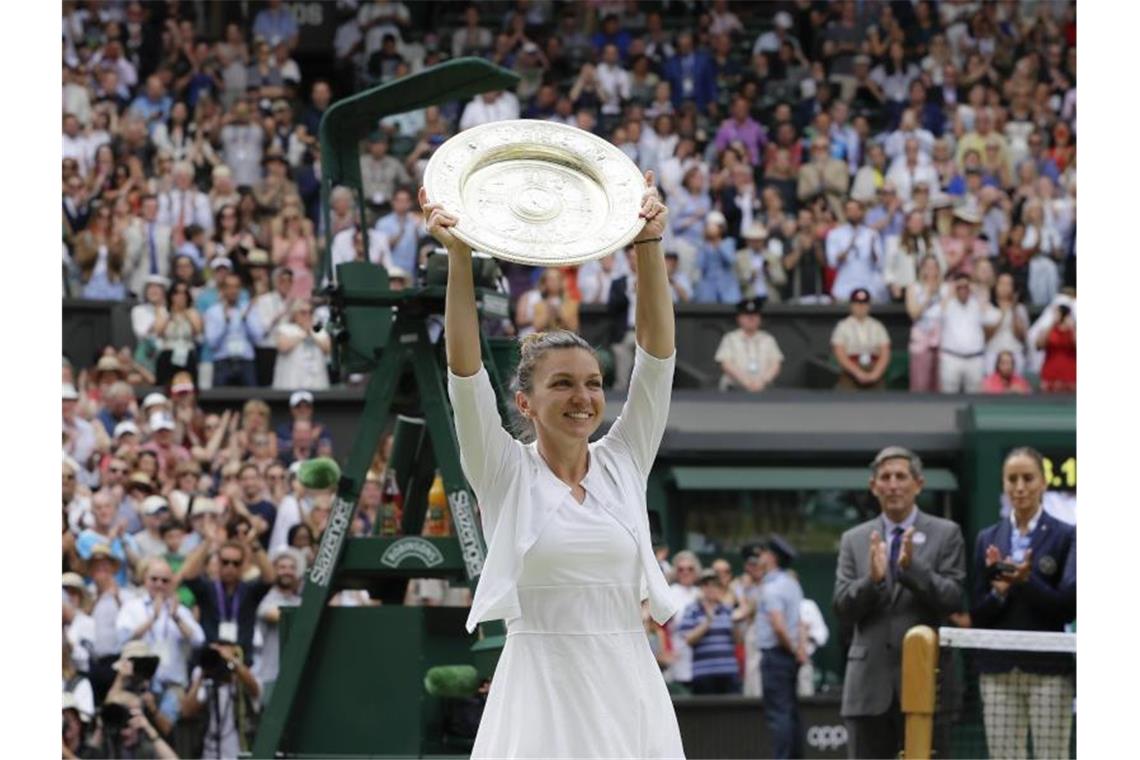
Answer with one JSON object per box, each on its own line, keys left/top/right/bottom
{"left": 970, "top": 510, "right": 1076, "bottom": 673}
{"left": 663, "top": 52, "right": 718, "bottom": 111}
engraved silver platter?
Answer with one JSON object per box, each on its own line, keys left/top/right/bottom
{"left": 422, "top": 119, "right": 647, "bottom": 266}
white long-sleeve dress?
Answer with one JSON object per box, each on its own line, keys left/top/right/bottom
{"left": 448, "top": 345, "right": 685, "bottom": 759}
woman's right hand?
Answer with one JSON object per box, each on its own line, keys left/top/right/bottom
{"left": 419, "top": 187, "right": 470, "bottom": 255}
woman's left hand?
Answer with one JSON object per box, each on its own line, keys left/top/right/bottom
{"left": 637, "top": 170, "right": 668, "bottom": 240}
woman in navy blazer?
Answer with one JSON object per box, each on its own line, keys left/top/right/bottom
{"left": 970, "top": 447, "right": 1076, "bottom": 760}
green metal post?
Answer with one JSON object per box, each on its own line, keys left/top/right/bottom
{"left": 253, "top": 343, "right": 404, "bottom": 758}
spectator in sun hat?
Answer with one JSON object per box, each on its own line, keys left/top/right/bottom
{"left": 715, "top": 298, "right": 784, "bottom": 393}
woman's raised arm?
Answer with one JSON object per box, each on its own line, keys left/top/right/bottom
{"left": 420, "top": 186, "right": 480, "bottom": 377}
{"left": 632, "top": 170, "right": 675, "bottom": 359}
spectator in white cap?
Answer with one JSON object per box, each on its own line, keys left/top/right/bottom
{"left": 130, "top": 274, "right": 171, "bottom": 349}
{"left": 276, "top": 390, "right": 334, "bottom": 454}
{"left": 133, "top": 496, "right": 173, "bottom": 560}
{"left": 695, "top": 210, "right": 741, "bottom": 304}
{"left": 111, "top": 422, "right": 141, "bottom": 456}
{"left": 141, "top": 413, "right": 192, "bottom": 477}
{"left": 140, "top": 392, "right": 169, "bottom": 423}
{"left": 272, "top": 298, "right": 331, "bottom": 390}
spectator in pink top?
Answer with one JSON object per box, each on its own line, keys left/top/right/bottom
{"left": 980, "top": 351, "right": 1032, "bottom": 394}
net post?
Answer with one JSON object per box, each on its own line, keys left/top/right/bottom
{"left": 902, "top": 625, "right": 939, "bottom": 759}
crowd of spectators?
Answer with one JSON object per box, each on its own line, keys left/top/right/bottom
{"left": 62, "top": 0, "right": 1076, "bottom": 396}
{"left": 60, "top": 2, "right": 1077, "bottom": 754}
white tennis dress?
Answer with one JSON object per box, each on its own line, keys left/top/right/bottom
{"left": 449, "top": 346, "right": 685, "bottom": 759}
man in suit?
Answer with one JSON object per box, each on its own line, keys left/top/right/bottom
{"left": 833, "top": 446, "right": 967, "bottom": 759}
{"left": 124, "top": 193, "right": 174, "bottom": 298}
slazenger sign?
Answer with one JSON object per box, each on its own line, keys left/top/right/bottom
{"left": 448, "top": 489, "right": 485, "bottom": 579}
{"left": 380, "top": 538, "right": 445, "bottom": 569}
{"left": 309, "top": 495, "right": 354, "bottom": 587}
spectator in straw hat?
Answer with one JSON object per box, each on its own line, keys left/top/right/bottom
{"left": 78, "top": 493, "right": 141, "bottom": 586}
{"left": 734, "top": 222, "right": 783, "bottom": 303}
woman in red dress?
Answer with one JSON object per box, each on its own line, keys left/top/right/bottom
{"left": 1037, "top": 303, "right": 1076, "bottom": 392}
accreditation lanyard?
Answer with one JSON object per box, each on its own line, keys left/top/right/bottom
{"left": 214, "top": 582, "right": 243, "bottom": 624}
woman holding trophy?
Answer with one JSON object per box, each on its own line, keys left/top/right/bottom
{"left": 419, "top": 158, "right": 685, "bottom": 757}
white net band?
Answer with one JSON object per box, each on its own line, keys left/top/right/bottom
{"left": 938, "top": 626, "right": 1076, "bottom": 654}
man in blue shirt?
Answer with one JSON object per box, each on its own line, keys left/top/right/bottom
{"left": 373, "top": 186, "right": 421, "bottom": 275}
{"left": 203, "top": 273, "right": 263, "bottom": 387}
{"left": 253, "top": 0, "right": 299, "bottom": 50}
{"left": 754, "top": 535, "right": 805, "bottom": 759}
{"left": 128, "top": 76, "right": 173, "bottom": 135}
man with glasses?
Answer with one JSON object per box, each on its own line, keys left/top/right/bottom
{"left": 179, "top": 527, "right": 276, "bottom": 664}
{"left": 115, "top": 557, "right": 205, "bottom": 729}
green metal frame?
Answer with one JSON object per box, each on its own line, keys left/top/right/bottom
{"left": 253, "top": 59, "right": 519, "bottom": 758}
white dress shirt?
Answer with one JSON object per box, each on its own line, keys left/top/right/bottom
{"left": 115, "top": 595, "right": 206, "bottom": 687}
{"left": 458, "top": 92, "right": 521, "bottom": 131}
{"left": 826, "top": 224, "right": 884, "bottom": 301}
{"left": 157, "top": 188, "right": 215, "bottom": 233}
{"left": 940, "top": 295, "right": 987, "bottom": 355}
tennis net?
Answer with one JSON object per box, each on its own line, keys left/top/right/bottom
{"left": 935, "top": 626, "right": 1076, "bottom": 759}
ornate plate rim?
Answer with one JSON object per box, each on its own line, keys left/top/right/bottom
{"left": 423, "top": 119, "right": 647, "bottom": 267}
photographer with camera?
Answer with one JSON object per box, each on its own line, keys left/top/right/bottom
{"left": 182, "top": 639, "right": 262, "bottom": 759}
{"left": 179, "top": 524, "right": 276, "bottom": 664}
{"left": 116, "top": 557, "right": 206, "bottom": 728}
{"left": 82, "top": 688, "right": 177, "bottom": 759}
{"left": 105, "top": 641, "right": 176, "bottom": 740}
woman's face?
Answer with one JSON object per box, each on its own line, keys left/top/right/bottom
{"left": 170, "top": 285, "right": 190, "bottom": 309}
{"left": 539, "top": 270, "right": 563, "bottom": 296}
{"left": 171, "top": 102, "right": 188, "bottom": 123}
{"left": 243, "top": 407, "right": 269, "bottom": 432}
{"left": 96, "top": 145, "right": 114, "bottom": 166}
{"left": 973, "top": 259, "right": 995, "bottom": 286}
{"left": 683, "top": 168, "right": 703, "bottom": 192}
{"left": 996, "top": 352, "right": 1015, "bottom": 377}
{"left": 138, "top": 454, "right": 158, "bottom": 477}
{"left": 146, "top": 283, "right": 166, "bottom": 306}
{"left": 995, "top": 273, "right": 1014, "bottom": 301}
{"left": 1003, "top": 454, "right": 1045, "bottom": 514}
{"left": 174, "top": 258, "right": 194, "bottom": 282}
{"left": 907, "top": 210, "right": 925, "bottom": 234}
{"left": 516, "top": 348, "right": 605, "bottom": 446}
{"left": 919, "top": 256, "right": 940, "bottom": 282}
{"left": 92, "top": 207, "right": 113, "bottom": 232}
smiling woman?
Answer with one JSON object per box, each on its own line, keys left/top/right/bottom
{"left": 423, "top": 171, "right": 686, "bottom": 758}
